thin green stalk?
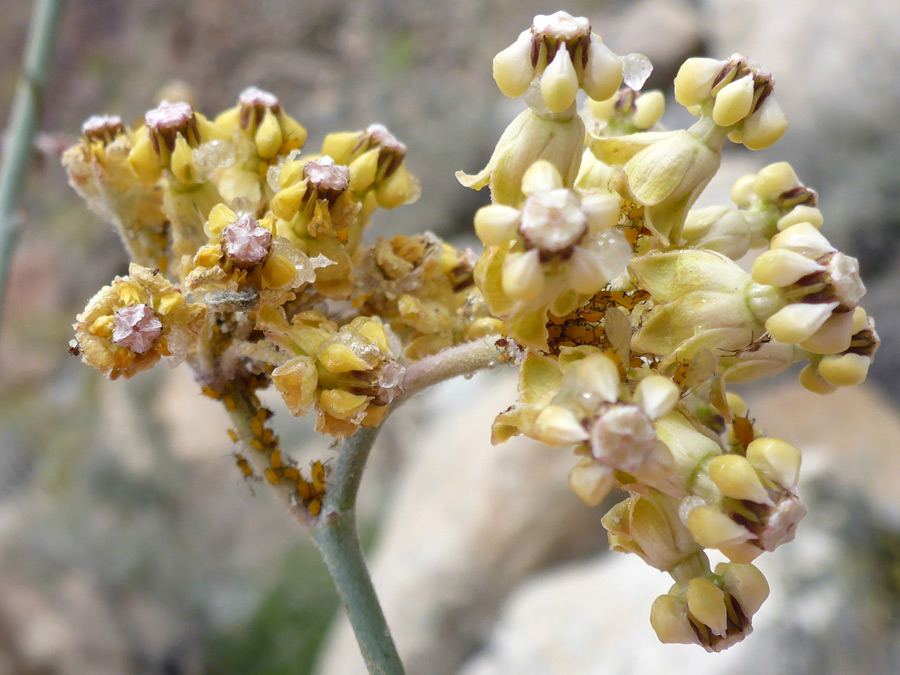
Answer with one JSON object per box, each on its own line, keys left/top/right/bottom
{"left": 312, "top": 426, "right": 404, "bottom": 675}
{"left": 218, "top": 337, "right": 507, "bottom": 674}
{"left": 0, "top": 0, "right": 66, "bottom": 330}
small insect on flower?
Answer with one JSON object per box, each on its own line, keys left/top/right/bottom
{"left": 311, "top": 459, "right": 328, "bottom": 493}
{"left": 235, "top": 453, "right": 254, "bottom": 478}
{"left": 731, "top": 415, "right": 756, "bottom": 450}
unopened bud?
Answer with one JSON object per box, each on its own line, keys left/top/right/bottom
{"left": 746, "top": 437, "right": 800, "bottom": 490}
{"left": 709, "top": 454, "right": 773, "bottom": 505}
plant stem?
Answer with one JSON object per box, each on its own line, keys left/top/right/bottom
{"left": 218, "top": 336, "right": 508, "bottom": 674}
{"left": 313, "top": 426, "right": 404, "bottom": 675}
{"left": 396, "top": 335, "right": 506, "bottom": 405}
{"left": 0, "top": 0, "right": 66, "bottom": 330}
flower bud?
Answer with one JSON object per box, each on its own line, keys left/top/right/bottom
{"left": 541, "top": 43, "right": 580, "bottom": 113}
{"left": 745, "top": 437, "right": 801, "bottom": 491}
{"left": 568, "top": 458, "right": 613, "bottom": 506}
{"left": 712, "top": 75, "right": 754, "bottom": 127}
{"left": 674, "top": 57, "right": 724, "bottom": 108}
{"left": 492, "top": 30, "right": 535, "bottom": 98}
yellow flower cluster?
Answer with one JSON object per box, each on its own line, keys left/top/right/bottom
{"left": 73, "top": 264, "right": 206, "bottom": 379}
{"left": 63, "top": 9, "right": 880, "bottom": 654}
{"left": 454, "top": 11, "right": 880, "bottom": 652}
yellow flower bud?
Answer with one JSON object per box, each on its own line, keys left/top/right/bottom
{"left": 349, "top": 147, "right": 380, "bottom": 192}
{"left": 128, "top": 130, "right": 163, "bottom": 184}
{"left": 674, "top": 57, "right": 723, "bottom": 108}
{"left": 321, "top": 131, "right": 360, "bottom": 164}
{"left": 271, "top": 181, "right": 309, "bottom": 222}
{"left": 635, "top": 375, "right": 679, "bottom": 420}
{"left": 765, "top": 302, "right": 837, "bottom": 344}
{"left": 712, "top": 75, "right": 754, "bottom": 127}
{"left": 633, "top": 90, "right": 665, "bottom": 130}
{"left": 754, "top": 161, "right": 799, "bottom": 202}
{"left": 799, "top": 362, "right": 838, "bottom": 395}
{"left": 650, "top": 594, "right": 700, "bottom": 646}
{"left": 730, "top": 173, "right": 757, "bottom": 207}
{"left": 709, "top": 454, "right": 773, "bottom": 505}
{"left": 687, "top": 505, "right": 752, "bottom": 548}
{"left": 541, "top": 44, "right": 580, "bottom": 113}
{"left": 776, "top": 204, "right": 824, "bottom": 231}
{"left": 272, "top": 356, "right": 318, "bottom": 416}
{"left": 474, "top": 205, "right": 521, "bottom": 246}
{"left": 740, "top": 95, "right": 788, "bottom": 150}
{"left": 817, "top": 352, "right": 870, "bottom": 387}
{"left": 746, "top": 436, "right": 801, "bottom": 490}
{"left": 376, "top": 164, "right": 419, "bottom": 209}
{"left": 716, "top": 562, "right": 769, "bottom": 617}
{"left": 582, "top": 35, "right": 623, "bottom": 101}
{"left": 318, "top": 389, "right": 369, "bottom": 420}
{"left": 170, "top": 135, "right": 197, "bottom": 184}
{"left": 535, "top": 404, "right": 588, "bottom": 446}
{"left": 492, "top": 30, "right": 535, "bottom": 98}
{"left": 751, "top": 249, "right": 824, "bottom": 287}
{"left": 206, "top": 203, "right": 237, "bottom": 237}
{"left": 254, "top": 108, "right": 283, "bottom": 159}
{"left": 156, "top": 291, "right": 184, "bottom": 316}
{"left": 261, "top": 253, "right": 298, "bottom": 289}
{"left": 568, "top": 458, "right": 613, "bottom": 506}
{"left": 279, "top": 112, "right": 308, "bottom": 150}
{"left": 319, "top": 343, "right": 372, "bottom": 373}
{"left": 800, "top": 310, "right": 854, "bottom": 355}
{"left": 89, "top": 315, "right": 115, "bottom": 338}
{"left": 501, "top": 250, "right": 544, "bottom": 302}
{"left": 686, "top": 578, "right": 727, "bottom": 637}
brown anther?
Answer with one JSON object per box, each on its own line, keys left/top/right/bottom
{"left": 530, "top": 11, "right": 591, "bottom": 65}
{"left": 82, "top": 115, "right": 124, "bottom": 144}
{"left": 238, "top": 86, "right": 281, "bottom": 130}
{"left": 145, "top": 100, "right": 199, "bottom": 154}
{"left": 777, "top": 186, "right": 818, "bottom": 208}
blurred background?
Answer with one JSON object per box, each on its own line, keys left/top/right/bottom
{"left": 1, "top": 0, "right": 899, "bottom": 673}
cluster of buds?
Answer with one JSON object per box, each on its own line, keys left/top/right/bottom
{"left": 674, "top": 54, "right": 788, "bottom": 150}
{"left": 682, "top": 161, "right": 821, "bottom": 259}
{"left": 474, "top": 161, "right": 631, "bottom": 348}
{"left": 64, "top": 9, "right": 878, "bottom": 655}
{"left": 455, "top": 12, "right": 880, "bottom": 652}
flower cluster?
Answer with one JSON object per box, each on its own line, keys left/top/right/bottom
{"left": 455, "top": 11, "right": 879, "bottom": 651}
{"left": 65, "top": 10, "right": 878, "bottom": 653}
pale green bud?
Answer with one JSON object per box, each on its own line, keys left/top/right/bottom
{"left": 633, "top": 90, "right": 666, "bottom": 130}
{"left": 501, "top": 249, "right": 544, "bottom": 301}
{"left": 493, "top": 30, "right": 535, "bottom": 98}
{"left": 776, "top": 204, "right": 823, "bottom": 231}
{"left": 569, "top": 458, "right": 614, "bottom": 506}
{"left": 712, "top": 75, "right": 754, "bottom": 127}
{"left": 603, "top": 490, "right": 702, "bottom": 572}
{"left": 650, "top": 594, "right": 700, "bottom": 646}
{"left": 541, "top": 43, "right": 580, "bottom": 113}
{"left": 686, "top": 578, "right": 727, "bottom": 637}
{"left": 582, "top": 34, "right": 624, "bottom": 101}
{"left": 746, "top": 436, "right": 801, "bottom": 491}
{"left": 457, "top": 109, "right": 585, "bottom": 206}
{"left": 754, "top": 161, "right": 800, "bottom": 202}
{"left": 620, "top": 130, "right": 721, "bottom": 245}
{"left": 674, "top": 57, "right": 724, "bottom": 108}
{"left": 740, "top": 94, "right": 788, "bottom": 150}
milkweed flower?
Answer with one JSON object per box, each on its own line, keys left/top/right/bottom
{"left": 73, "top": 264, "right": 206, "bottom": 380}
